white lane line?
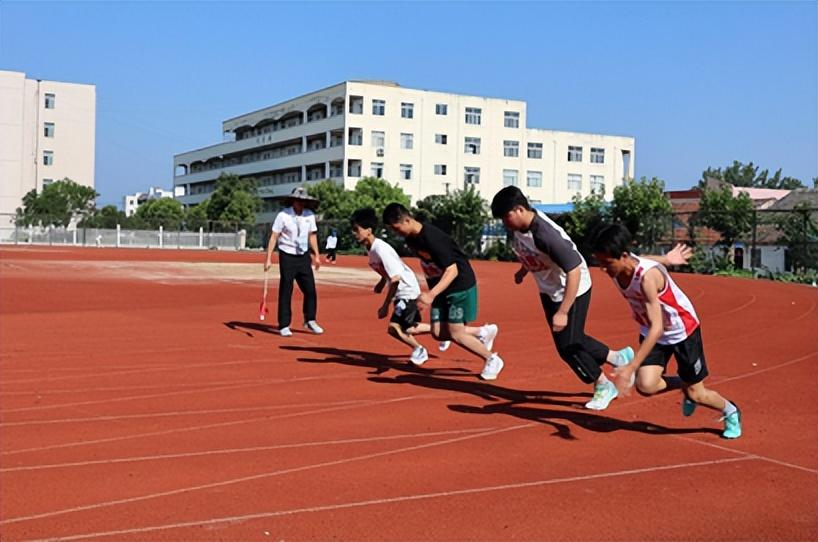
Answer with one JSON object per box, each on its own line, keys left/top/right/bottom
{"left": 0, "top": 427, "right": 497, "bottom": 473}
{"left": 1, "top": 393, "right": 436, "bottom": 456}
{"left": 0, "top": 372, "right": 354, "bottom": 415}
{"left": 21, "top": 455, "right": 755, "bottom": 541}
{"left": 0, "top": 399, "right": 372, "bottom": 428}
{"left": 672, "top": 436, "right": 818, "bottom": 475}
{"left": 1, "top": 423, "right": 534, "bottom": 526}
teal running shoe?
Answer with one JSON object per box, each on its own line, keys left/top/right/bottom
{"left": 721, "top": 406, "right": 742, "bottom": 439}
{"left": 682, "top": 396, "right": 697, "bottom": 417}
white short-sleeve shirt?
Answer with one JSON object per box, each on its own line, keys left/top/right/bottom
{"left": 368, "top": 238, "right": 421, "bottom": 300}
{"left": 272, "top": 207, "right": 318, "bottom": 256}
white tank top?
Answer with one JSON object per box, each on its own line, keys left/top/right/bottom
{"left": 616, "top": 254, "right": 700, "bottom": 345}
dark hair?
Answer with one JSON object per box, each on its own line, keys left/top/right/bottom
{"left": 490, "top": 186, "right": 531, "bottom": 218}
{"left": 350, "top": 208, "right": 379, "bottom": 231}
{"left": 590, "top": 223, "right": 632, "bottom": 256}
{"left": 382, "top": 202, "right": 412, "bottom": 225}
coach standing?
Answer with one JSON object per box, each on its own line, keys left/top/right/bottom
{"left": 264, "top": 187, "right": 324, "bottom": 337}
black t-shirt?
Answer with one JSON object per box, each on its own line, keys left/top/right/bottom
{"left": 406, "top": 223, "right": 476, "bottom": 294}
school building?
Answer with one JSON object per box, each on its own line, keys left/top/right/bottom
{"left": 172, "top": 80, "right": 635, "bottom": 223}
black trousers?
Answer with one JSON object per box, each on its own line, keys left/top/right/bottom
{"left": 278, "top": 251, "right": 317, "bottom": 328}
{"left": 326, "top": 249, "right": 337, "bottom": 262}
{"left": 540, "top": 288, "right": 610, "bottom": 384}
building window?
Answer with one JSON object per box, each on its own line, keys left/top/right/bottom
{"left": 504, "top": 111, "right": 520, "bottom": 128}
{"left": 503, "top": 169, "right": 518, "bottom": 187}
{"left": 400, "top": 164, "right": 413, "bottom": 180}
{"left": 590, "top": 147, "right": 605, "bottom": 164}
{"left": 44, "top": 122, "right": 55, "bottom": 138}
{"left": 435, "top": 104, "right": 448, "bottom": 115}
{"left": 43, "top": 150, "right": 53, "bottom": 166}
{"left": 435, "top": 133, "right": 447, "bottom": 144}
{"left": 349, "top": 128, "right": 363, "bottom": 145}
{"left": 43, "top": 178, "right": 54, "bottom": 186}
{"left": 527, "top": 142, "right": 543, "bottom": 159}
{"left": 464, "top": 166, "right": 480, "bottom": 184}
{"left": 44, "top": 93, "right": 55, "bottom": 109}
{"left": 401, "top": 102, "right": 414, "bottom": 119}
{"left": 349, "top": 96, "right": 363, "bottom": 114}
{"left": 372, "top": 99, "right": 385, "bottom": 116}
{"left": 400, "top": 133, "right": 414, "bottom": 149}
{"left": 591, "top": 175, "right": 605, "bottom": 194}
{"left": 371, "top": 162, "right": 384, "bottom": 178}
{"left": 371, "top": 130, "right": 385, "bottom": 148}
{"left": 568, "top": 173, "right": 582, "bottom": 192}
{"left": 527, "top": 171, "right": 543, "bottom": 187}
{"left": 465, "top": 107, "right": 482, "bottom": 125}
{"left": 434, "top": 164, "right": 447, "bottom": 176}
{"left": 464, "top": 137, "right": 481, "bottom": 154}
{"left": 568, "top": 145, "right": 583, "bottom": 162}
{"left": 504, "top": 140, "right": 519, "bottom": 157}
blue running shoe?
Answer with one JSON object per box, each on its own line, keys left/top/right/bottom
{"left": 682, "top": 396, "right": 697, "bottom": 417}
{"left": 721, "top": 406, "right": 742, "bottom": 439}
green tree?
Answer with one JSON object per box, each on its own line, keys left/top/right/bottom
{"left": 773, "top": 202, "right": 818, "bottom": 271}
{"left": 610, "top": 177, "right": 672, "bottom": 251}
{"left": 79, "top": 205, "right": 126, "bottom": 229}
{"left": 305, "top": 179, "right": 350, "bottom": 219}
{"left": 15, "top": 178, "right": 97, "bottom": 227}
{"left": 133, "top": 198, "right": 185, "bottom": 229}
{"left": 414, "top": 186, "right": 489, "bottom": 256}
{"left": 696, "top": 185, "right": 754, "bottom": 257}
{"left": 206, "top": 173, "right": 261, "bottom": 229}
{"left": 562, "top": 192, "right": 609, "bottom": 250}
{"left": 184, "top": 201, "right": 209, "bottom": 231}
{"left": 701, "top": 160, "right": 804, "bottom": 189}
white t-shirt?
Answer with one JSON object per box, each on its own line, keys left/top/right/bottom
{"left": 512, "top": 210, "right": 592, "bottom": 302}
{"left": 368, "top": 238, "right": 421, "bottom": 300}
{"left": 272, "top": 207, "right": 318, "bottom": 256}
{"left": 325, "top": 235, "right": 338, "bottom": 250}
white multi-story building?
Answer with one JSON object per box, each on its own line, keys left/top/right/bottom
{"left": 0, "top": 70, "right": 96, "bottom": 220}
{"left": 123, "top": 186, "right": 176, "bottom": 216}
{"left": 173, "top": 81, "right": 634, "bottom": 222}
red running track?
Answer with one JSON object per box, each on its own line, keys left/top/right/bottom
{"left": 1, "top": 246, "right": 817, "bottom": 541}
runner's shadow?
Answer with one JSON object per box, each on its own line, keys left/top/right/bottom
{"left": 223, "top": 321, "right": 312, "bottom": 338}
{"left": 448, "top": 402, "right": 722, "bottom": 440}
{"left": 280, "top": 345, "right": 472, "bottom": 376}
{"left": 368, "top": 372, "right": 590, "bottom": 406}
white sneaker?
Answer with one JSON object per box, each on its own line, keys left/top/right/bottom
{"left": 480, "top": 353, "right": 504, "bottom": 381}
{"left": 304, "top": 321, "right": 324, "bottom": 334}
{"left": 438, "top": 341, "right": 451, "bottom": 352}
{"left": 585, "top": 380, "right": 619, "bottom": 410}
{"left": 410, "top": 346, "right": 429, "bottom": 366}
{"left": 479, "top": 324, "right": 499, "bottom": 351}
{"left": 279, "top": 326, "right": 293, "bottom": 337}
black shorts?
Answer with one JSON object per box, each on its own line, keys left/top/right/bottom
{"left": 390, "top": 298, "right": 422, "bottom": 331}
{"left": 638, "top": 327, "right": 709, "bottom": 384}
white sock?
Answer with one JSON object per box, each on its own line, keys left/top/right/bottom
{"left": 723, "top": 400, "right": 737, "bottom": 417}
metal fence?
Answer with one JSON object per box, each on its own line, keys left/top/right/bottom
{"left": 0, "top": 214, "right": 246, "bottom": 250}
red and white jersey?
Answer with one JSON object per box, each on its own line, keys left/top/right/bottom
{"left": 616, "top": 254, "right": 700, "bottom": 345}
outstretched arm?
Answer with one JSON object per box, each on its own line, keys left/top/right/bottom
{"left": 643, "top": 243, "right": 693, "bottom": 267}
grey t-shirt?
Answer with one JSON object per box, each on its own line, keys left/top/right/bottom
{"left": 512, "top": 210, "right": 592, "bottom": 301}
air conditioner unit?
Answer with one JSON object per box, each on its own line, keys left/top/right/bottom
{"left": 376, "top": 148, "right": 385, "bottom": 157}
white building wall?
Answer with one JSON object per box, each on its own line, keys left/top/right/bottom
{"left": 173, "top": 80, "right": 635, "bottom": 218}
{"left": 0, "top": 70, "right": 96, "bottom": 218}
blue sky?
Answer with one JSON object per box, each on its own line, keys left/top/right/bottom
{"left": 2, "top": 0, "right": 816, "bottom": 206}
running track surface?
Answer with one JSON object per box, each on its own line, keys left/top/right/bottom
{"left": 1, "top": 246, "right": 816, "bottom": 541}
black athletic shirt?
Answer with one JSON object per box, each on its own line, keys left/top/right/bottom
{"left": 406, "top": 223, "right": 476, "bottom": 294}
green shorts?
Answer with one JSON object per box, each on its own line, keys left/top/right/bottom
{"left": 430, "top": 285, "right": 478, "bottom": 324}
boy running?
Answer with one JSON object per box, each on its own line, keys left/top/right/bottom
{"left": 490, "top": 186, "right": 634, "bottom": 410}
{"left": 382, "top": 203, "right": 503, "bottom": 380}
{"left": 590, "top": 223, "right": 742, "bottom": 438}
{"left": 350, "top": 208, "right": 442, "bottom": 365}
